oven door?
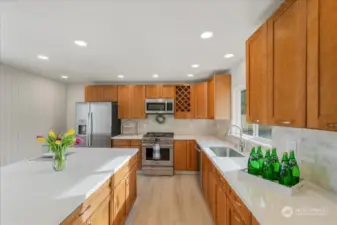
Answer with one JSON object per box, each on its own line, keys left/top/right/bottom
{"left": 142, "top": 144, "right": 173, "bottom": 166}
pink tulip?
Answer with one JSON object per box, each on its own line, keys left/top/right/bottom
{"left": 74, "top": 137, "right": 83, "bottom": 145}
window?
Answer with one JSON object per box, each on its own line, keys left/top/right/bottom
{"left": 238, "top": 89, "right": 272, "bottom": 139}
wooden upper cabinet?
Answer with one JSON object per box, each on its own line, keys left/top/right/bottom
{"left": 208, "top": 77, "right": 215, "bottom": 119}
{"left": 145, "top": 85, "right": 161, "bottom": 98}
{"left": 100, "top": 86, "right": 118, "bottom": 102}
{"left": 117, "top": 86, "right": 131, "bottom": 119}
{"left": 267, "top": 0, "right": 307, "bottom": 128}
{"left": 130, "top": 85, "right": 146, "bottom": 118}
{"left": 161, "top": 85, "right": 175, "bottom": 98}
{"left": 194, "top": 82, "right": 208, "bottom": 119}
{"left": 174, "top": 140, "right": 187, "bottom": 170}
{"left": 209, "top": 74, "right": 231, "bottom": 120}
{"left": 246, "top": 23, "right": 268, "bottom": 124}
{"left": 146, "top": 85, "right": 175, "bottom": 98}
{"left": 89, "top": 197, "right": 110, "bottom": 225}
{"left": 85, "top": 86, "right": 118, "bottom": 102}
{"left": 307, "top": 0, "right": 337, "bottom": 131}
{"left": 174, "top": 85, "right": 195, "bottom": 119}
{"left": 85, "top": 86, "right": 101, "bottom": 102}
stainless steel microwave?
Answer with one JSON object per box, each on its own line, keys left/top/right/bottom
{"left": 145, "top": 99, "right": 174, "bottom": 114}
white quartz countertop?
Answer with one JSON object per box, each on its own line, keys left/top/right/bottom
{"left": 193, "top": 136, "right": 337, "bottom": 225}
{"left": 0, "top": 147, "right": 138, "bottom": 225}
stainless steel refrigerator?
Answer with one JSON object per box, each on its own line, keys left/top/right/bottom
{"left": 75, "top": 102, "right": 120, "bottom": 148}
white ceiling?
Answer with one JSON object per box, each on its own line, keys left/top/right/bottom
{"left": 0, "top": 0, "right": 282, "bottom": 83}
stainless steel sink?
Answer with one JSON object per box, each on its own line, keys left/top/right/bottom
{"left": 209, "top": 147, "right": 244, "bottom": 157}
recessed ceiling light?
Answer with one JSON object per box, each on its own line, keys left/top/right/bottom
{"left": 153, "top": 74, "right": 159, "bottom": 78}
{"left": 117, "top": 74, "right": 124, "bottom": 78}
{"left": 61, "top": 75, "right": 68, "bottom": 79}
{"left": 74, "top": 40, "right": 88, "bottom": 47}
{"left": 201, "top": 31, "right": 213, "bottom": 39}
{"left": 191, "top": 64, "right": 200, "bottom": 68}
{"left": 187, "top": 74, "right": 194, "bottom": 77}
{"left": 224, "top": 53, "right": 234, "bottom": 58}
{"left": 37, "top": 55, "right": 49, "bottom": 60}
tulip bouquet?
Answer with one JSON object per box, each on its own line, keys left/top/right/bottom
{"left": 37, "top": 129, "right": 82, "bottom": 171}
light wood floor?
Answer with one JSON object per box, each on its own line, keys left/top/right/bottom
{"left": 125, "top": 175, "right": 214, "bottom": 225}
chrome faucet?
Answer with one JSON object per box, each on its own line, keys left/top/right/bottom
{"left": 227, "top": 125, "right": 245, "bottom": 152}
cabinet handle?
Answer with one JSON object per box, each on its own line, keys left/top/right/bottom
{"left": 87, "top": 220, "right": 92, "bottom": 225}
{"left": 235, "top": 201, "right": 242, "bottom": 207}
{"left": 234, "top": 216, "right": 241, "bottom": 222}
{"left": 253, "top": 120, "right": 260, "bottom": 123}
{"left": 277, "top": 120, "right": 292, "bottom": 125}
{"left": 327, "top": 123, "right": 337, "bottom": 127}
{"left": 79, "top": 205, "right": 91, "bottom": 216}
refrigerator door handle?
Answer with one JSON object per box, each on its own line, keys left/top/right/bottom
{"left": 90, "top": 112, "right": 93, "bottom": 147}
{"left": 87, "top": 112, "right": 91, "bottom": 147}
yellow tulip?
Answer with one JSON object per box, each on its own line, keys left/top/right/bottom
{"left": 49, "top": 130, "right": 56, "bottom": 138}
{"left": 55, "top": 140, "right": 61, "bottom": 145}
{"left": 37, "top": 137, "right": 45, "bottom": 143}
{"left": 66, "top": 128, "right": 75, "bottom": 136}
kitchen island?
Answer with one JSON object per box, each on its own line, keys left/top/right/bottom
{"left": 0, "top": 147, "right": 138, "bottom": 225}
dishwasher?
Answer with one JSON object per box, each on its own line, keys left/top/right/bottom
{"left": 195, "top": 143, "right": 202, "bottom": 188}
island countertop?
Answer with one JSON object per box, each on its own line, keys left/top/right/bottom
{"left": 0, "top": 147, "right": 138, "bottom": 225}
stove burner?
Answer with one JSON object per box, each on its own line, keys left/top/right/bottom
{"left": 143, "top": 132, "right": 174, "bottom": 138}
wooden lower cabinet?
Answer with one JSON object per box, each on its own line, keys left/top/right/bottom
{"left": 89, "top": 197, "right": 110, "bottom": 225}
{"left": 201, "top": 152, "right": 209, "bottom": 199}
{"left": 126, "top": 165, "right": 137, "bottom": 215}
{"left": 216, "top": 185, "right": 227, "bottom": 225}
{"left": 174, "top": 140, "right": 198, "bottom": 171}
{"left": 114, "top": 178, "right": 127, "bottom": 225}
{"left": 227, "top": 200, "right": 246, "bottom": 225}
{"left": 208, "top": 170, "right": 217, "bottom": 220}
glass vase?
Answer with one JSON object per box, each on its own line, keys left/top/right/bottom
{"left": 52, "top": 152, "right": 67, "bottom": 171}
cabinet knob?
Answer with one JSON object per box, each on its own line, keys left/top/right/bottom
{"left": 87, "top": 220, "right": 92, "bottom": 225}
{"left": 253, "top": 120, "right": 260, "bottom": 123}
{"left": 327, "top": 123, "right": 337, "bottom": 127}
{"left": 234, "top": 216, "right": 241, "bottom": 223}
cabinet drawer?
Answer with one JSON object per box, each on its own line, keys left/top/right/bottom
{"left": 113, "top": 139, "right": 131, "bottom": 147}
{"left": 130, "top": 139, "right": 141, "bottom": 146}
{"left": 228, "top": 187, "right": 251, "bottom": 225}
{"left": 61, "top": 179, "right": 111, "bottom": 225}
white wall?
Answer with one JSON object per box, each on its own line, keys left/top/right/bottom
{"left": 0, "top": 65, "right": 67, "bottom": 166}
{"left": 229, "top": 59, "right": 337, "bottom": 194}
{"left": 66, "top": 84, "right": 85, "bottom": 129}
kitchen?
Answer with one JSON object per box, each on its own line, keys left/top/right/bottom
{"left": 1, "top": 0, "right": 337, "bottom": 225}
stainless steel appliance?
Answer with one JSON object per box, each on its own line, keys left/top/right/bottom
{"left": 75, "top": 102, "right": 120, "bottom": 147}
{"left": 145, "top": 99, "right": 174, "bottom": 114}
{"left": 142, "top": 132, "right": 174, "bottom": 176}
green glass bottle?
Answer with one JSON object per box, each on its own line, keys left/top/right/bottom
{"left": 279, "top": 152, "right": 292, "bottom": 187}
{"left": 248, "top": 147, "right": 259, "bottom": 175}
{"left": 262, "top": 149, "right": 273, "bottom": 180}
{"left": 289, "top": 150, "right": 300, "bottom": 185}
{"left": 256, "top": 146, "right": 264, "bottom": 175}
{"left": 271, "top": 148, "right": 280, "bottom": 181}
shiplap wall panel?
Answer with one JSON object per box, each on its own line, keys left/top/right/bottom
{"left": 0, "top": 65, "right": 66, "bottom": 166}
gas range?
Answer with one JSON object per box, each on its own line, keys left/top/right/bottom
{"left": 142, "top": 132, "right": 174, "bottom": 145}
{"left": 142, "top": 132, "right": 174, "bottom": 176}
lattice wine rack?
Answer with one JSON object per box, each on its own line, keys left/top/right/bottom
{"left": 175, "top": 85, "right": 192, "bottom": 113}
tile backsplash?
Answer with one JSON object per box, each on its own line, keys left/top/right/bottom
{"left": 123, "top": 115, "right": 221, "bottom": 135}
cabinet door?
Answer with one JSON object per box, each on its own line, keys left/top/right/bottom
{"left": 252, "top": 216, "right": 260, "bottom": 225}
{"left": 201, "top": 152, "right": 208, "bottom": 199}
{"left": 117, "top": 86, "right": 131, "bottom": 119}
{"left": 208, "top": 170, "right": 216, "bottom": 220}
{"left": 186, "top": 140, "right": 198, "bottom": 171}
{"left": 100, "top": 86, "right": 118, "bottom": 102}
{"left": 114, "top": 179, "right": 126, "bottom": 225}
{"left": 227, "top": 200, "right": 245, "bottom": 225}
{"left": 267, "top": 0, "right": 307, "bottom": 127}
{"left": 307, "top": 0, "right": 337, "bottom": 131}
{"left": 88, "top": 197, "right": 110, "bottom": 225}
{"left": 246, "top": 23, "right": 268, "bottom": 124}
{"left": 125, "top": 174, "right": 131, "bottom": 216}
{"left": 161, "top": 85, "right": 175, "bottom": 98}
{"left": 174, "top": 140, "right": 187, "bottom": 170}
{"left": 208, "top": 77, "right": 215, "bottom": 119}
{"left": 130, "top": 165, "right": 137, "bottom": 206}
{"left": 85, "top": 86, "right": 100, "bottom": 102}
{"left": 216, "top": 185, "right": 227, "bottom": 225}
{"left": 194, "top": 82, "right": 208, "bottom": 119}
{"left": 214, "top": 75, "right": 231, "bottom": 120}
{"left": 145, "top": 85, "right": 161, "bottom": 98}
{"left": 130, "top": 85, "right": 146, "bottom": 119}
